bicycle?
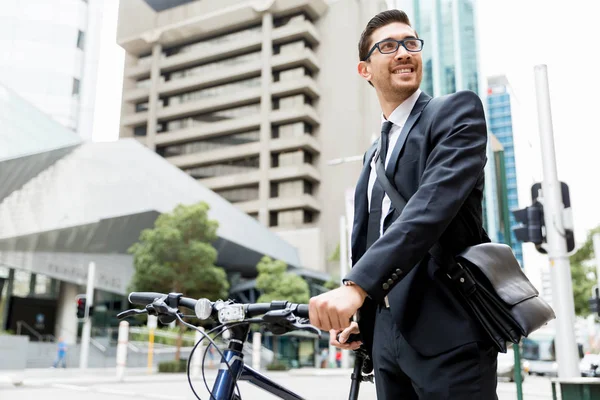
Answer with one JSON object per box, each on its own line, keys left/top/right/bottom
{"left": 118, "top": 291, "right": 374, "bottom": 400}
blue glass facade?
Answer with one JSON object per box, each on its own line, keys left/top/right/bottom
{"left": 394, "top": 0, "right": 478, "bottom": 96}
{"left": 487, "top": 89, "right": 523, "bottom": 266}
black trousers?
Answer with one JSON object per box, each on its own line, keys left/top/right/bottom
{"left": 372, "top": 305, "right": 498, "bottom": 400}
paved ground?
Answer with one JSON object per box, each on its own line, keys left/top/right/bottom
{"left": 0, "top": 367, "right": 556, "bottom": 399}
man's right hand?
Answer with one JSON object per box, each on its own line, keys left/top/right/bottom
{"left": 329, "top": 321, "right": 362, "bottom": 351}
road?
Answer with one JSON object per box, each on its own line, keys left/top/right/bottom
{"left": 0, "top": 368, "right": 556, "bottom": 399}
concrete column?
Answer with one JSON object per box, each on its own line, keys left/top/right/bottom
{"left": 258, "top": 12, "right": 273, "bottom": 226}
{"left": 1, "top": 268, "right": 15, "bottom": 330}
{"left": 55, "top": 282, "right": 80, "bottom": 345}
{"left": 146, "top": 42, "right": 162, "bottom": 151}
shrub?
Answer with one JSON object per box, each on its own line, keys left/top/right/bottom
{"left": 266, "top": 360, "right": 289, "bottom": 371}
{"left": 158, "top": 359, "right": 188, "bottom": 373}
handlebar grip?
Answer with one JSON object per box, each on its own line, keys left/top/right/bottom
{"left": 296, "top": 304, "right": 309, "bottom": 319}
{"left": 128, "top": 292, "right": 165, "bottom": 306}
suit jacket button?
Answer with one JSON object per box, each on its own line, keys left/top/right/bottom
{"left": 382, "top": 283, "right": 389, "bottom": 290}
{"left": 396, "top": 268, "right": 402, "bottom": 274}
{"left": 392, "top": 273, "right": 398, "bottom": 280}
{"left": 387, "top": 278, "right": 394, "bottom": 285}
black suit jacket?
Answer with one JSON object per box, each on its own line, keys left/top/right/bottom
{"left": 345, "top": 90, "right": 490, "bottom": 357}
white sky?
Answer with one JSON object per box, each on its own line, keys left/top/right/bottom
{"left": 91, "top": 0, "right": 600, "bottom": 260}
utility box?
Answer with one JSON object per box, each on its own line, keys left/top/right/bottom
{"left": 552, "top": 378, "right": 600, "bottom": 400}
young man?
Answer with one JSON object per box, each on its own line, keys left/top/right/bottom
{"left": 308, "top": 9, "right": 498, "bottom": 399}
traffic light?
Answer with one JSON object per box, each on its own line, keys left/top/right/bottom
{"left": 76, "top": 294, "right": 87, "bottom": 319}
{"left": 512, "top": 201, "right": 546, "bottom": 253}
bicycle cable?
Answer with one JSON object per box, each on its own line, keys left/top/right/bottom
{"left": 178, "top": 314, "right": 261, "bottom": 400}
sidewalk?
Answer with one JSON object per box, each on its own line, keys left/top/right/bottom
{"left": 0, "top": 366, "right": 351, "bottom": 388}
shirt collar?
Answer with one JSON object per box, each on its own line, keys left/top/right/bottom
{"left": 380, "top": 89, "right": 422, "bottom": 128}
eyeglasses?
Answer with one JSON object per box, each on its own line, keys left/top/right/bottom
{"left": 363, "top": 38, "right": 424, "bottom": 61}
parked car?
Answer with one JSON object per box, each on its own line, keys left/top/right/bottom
{"left": 579, "top": 353, "right": 600, "bottom": 377}
{"left": 497, "top": 347, "right": 526, "bottom": 382}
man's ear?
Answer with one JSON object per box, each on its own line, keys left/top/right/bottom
{"left": 357, "top": 61, "right": 372, "bottom": 83}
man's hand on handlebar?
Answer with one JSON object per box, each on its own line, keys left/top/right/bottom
{"left": 330, "top": 321, "right": 362, "bottom": 351}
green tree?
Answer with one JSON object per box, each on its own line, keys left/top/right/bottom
{"left": 569, "top": 227, "right": 600, "bottom": 316}
{"left": 255, "top": 256, "right": 310, "bottom": 363}
{"left": 255, "top": 256, "right": 310, "bottom": 304}
{"left": 128, "top": 202, "right": 230, "bottom": 360}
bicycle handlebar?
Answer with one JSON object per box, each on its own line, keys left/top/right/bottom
{"left": 127, "top": 291, "right": 309, "bottom": 321}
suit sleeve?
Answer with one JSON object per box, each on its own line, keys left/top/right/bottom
{"left": 344, "top": 90, "right": 488, "bottom": 302}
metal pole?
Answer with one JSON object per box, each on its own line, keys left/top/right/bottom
{"left": 191, "top": 328, "right": 205, "bottom": 377}
{"left": 79, "top": 261, "right": 95, "bottom": 370}
{"left": 498, "top": 151, "right": 524, "bottom": 400}
{"left": 340, "top": 215, "right": 351, "bottom": 368}
{"left": 116, "top": 320, "right": 129, "bottom": 381}
{"left": 252, "top": 331, "right": 261, "bottom": 371}
{"left": 534, "top": 64, "right": 579, "bottom": 378}
{"left": 593, "top": 233, "right": 600, "bottom": 290}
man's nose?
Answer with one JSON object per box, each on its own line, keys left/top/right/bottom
{"left": 394, "top": 44, "right": 411, "bottom": 60}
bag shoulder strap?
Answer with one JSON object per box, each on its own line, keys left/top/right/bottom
{"left": 374, "top": 154, "right": 449, "bottom": 266}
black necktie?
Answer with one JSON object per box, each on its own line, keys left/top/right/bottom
{"left": 366, "top": 121, "right": 393, "bottom": 249}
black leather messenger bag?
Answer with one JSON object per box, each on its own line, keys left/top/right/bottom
{"left": 374, "top": 151, "right": 555, "bottom": 353}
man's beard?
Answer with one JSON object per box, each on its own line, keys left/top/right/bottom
{"left": 379, "top": 75, "right": 419, "bottom": 100}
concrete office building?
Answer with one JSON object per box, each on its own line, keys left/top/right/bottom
{"left": 0, "top": 0, "right": 104, "bottom": 140}
{"left": 117, "top": 0, "right": 389, "bottom": 274}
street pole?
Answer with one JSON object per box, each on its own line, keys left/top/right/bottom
{"left": 593, "top": 233, "right": 600, "bottom": 291}
{"left": 340, "top": 215, "right": 351, "bottom": 369}
{"left": 116, "top": 320, "right": 129, "bottom": 381}
{"left": 79, "top": 261, "right": 95, "bottom": 370}
{"left": 534, "top": 64, "right": 579, "bottom": 378}
{"left": 147, "top": 315, "right": 157, "bottom": 373}
{"left": 498, "top": 150, "right": 524, "bottom": 400}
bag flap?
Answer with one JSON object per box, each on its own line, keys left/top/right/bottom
{"left": 457, "top": 243, "right": 539, "bottom": 306}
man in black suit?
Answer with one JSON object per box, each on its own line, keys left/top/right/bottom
{"left": 308, "top": 9, "right": 498, "bottom": 399}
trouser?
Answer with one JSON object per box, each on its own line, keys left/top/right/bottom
{"left": 54, "top": 353, "right": 66, "bottom": 368}
{"left": 372, "top": 305, "right": 498, "bottom": 399}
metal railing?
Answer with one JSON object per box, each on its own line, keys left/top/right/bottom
{"left": 16, "top": 320, "right": 52, "bottom": 341}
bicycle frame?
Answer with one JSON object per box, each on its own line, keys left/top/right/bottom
{"left": 210, "top": 325, "right": 306, "bottom": 400}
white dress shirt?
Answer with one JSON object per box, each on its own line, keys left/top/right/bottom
{"left": 367, "top": 89, "right": 421, "bottom": 237}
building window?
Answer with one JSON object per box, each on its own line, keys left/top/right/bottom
{"left": 167, "top": 51, "right": 261, "bottom": 81}
{"left": 169, "top": 76, "right": 261, "bottom": 105}
{"left": 270, "top": 182, "right": 279, "bottom": 198}
{"left": 303, "top": 180, "right": 313, "bottom": 195}
{"left": 303, "top": 210, "right": 314, "bottom": 223}
{"left": 269, "top": 211, "right": 278, "bottom": 227}
{"left": 134, "top": 126, "right": 147, "bottom": 136}
{"left": 135, "top": 102, "right": 149, "bottom": 113}
{"left": 183, "top": 156, "right": 260, "bottom": 179}
{"left": 164, "top": 103, "right": 261, "bottom": 132}
{"left": 72, "top": 78, "right": 80, "bottom": 96}
{"left": 271, "top": 153, "right": 279, "bottom": 168}
{"left": 304, "top": 151, "right": 313, "bottom": 164}
{"left": 271, "top": 125, "right": 279, "bottom": 139}
{"left": 214, "top": 185, "right": 259, "bottom": 203}
{"left": 156, "top": 130, "right": 260, "bottom": 157}
{"left": 77, "top": 30, "right": 85, "bottom": 50}
{"left": 164, "top": 25, "right": 261, "bottom": 57}
{"left": 273, "top": 12, "right": 310, "bottom": 28}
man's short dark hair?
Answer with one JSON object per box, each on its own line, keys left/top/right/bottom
{"left": 358, "top": 9, "right": 415, "bottom": 62}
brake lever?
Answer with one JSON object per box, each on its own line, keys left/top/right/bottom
{"left": 262, "top": 309, "right": 321, "bottom": 337}
{"left": 117, "top": 309, "right": 147, "bottom": 320}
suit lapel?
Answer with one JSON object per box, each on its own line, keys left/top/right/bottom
{"left": 385, "top": 92, "right": 432, "bottom": 178}
{"left": 350, "top": 143, "right": 378, "bottom": 259}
